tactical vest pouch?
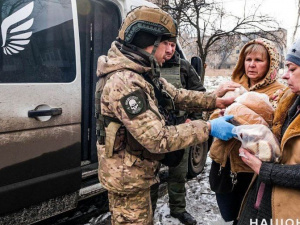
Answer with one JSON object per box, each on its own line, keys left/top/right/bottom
{"left": 124, "top": 148, "right": 138, "bottom": 167}
{"left": 126, "top": 131, "right": 165, "bottom": 161}
{"left": 160, "top": 62, "right": 182, "bottom": 89}
{"left": 126, "top": 131, "right": 144, "bottom": 156}
{"left": 105, "top": 122, "right": 122, "bottom": 158}
{"left": 95, "top": 71, "right": 116, "bottom": 145}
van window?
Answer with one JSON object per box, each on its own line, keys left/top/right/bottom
{"left": 0, "top": 0, "right": 75, "bottom": 83}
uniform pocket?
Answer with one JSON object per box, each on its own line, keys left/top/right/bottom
{"left": 124, "top": 148, "right": 138, "bottom": 167}
{"left": 105, "top": 122, "right": 122, "bottom": 157}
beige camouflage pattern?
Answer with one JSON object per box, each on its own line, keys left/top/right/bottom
{"left": 108, "top": 188, "right": 152, "bottom": 225}
{"left": 118, "top": 6, "right": 177, "bottom": 42}
{"left": 160, "top": 77, "right": 216, "bottom": 110}
{"left": 98, "top": 42, "right": 216, "bottom": 156}
{"left": 98, "top": 42, "right": 215, "bottom": 191}
{"left": 98, "top": 143, "right": 159, "bottom": 193}
{"left": 97, "top": 41, "right": 217, "bottom": 224}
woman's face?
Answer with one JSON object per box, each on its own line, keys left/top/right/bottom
{"left": 244, "top": 51, "right": 269, "bottom": 86}
{"left": 282, "top": 61, "right": 300, "bottom": 95}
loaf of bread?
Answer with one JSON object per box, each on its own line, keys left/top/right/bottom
{"left": 235, "top": 92, "right": 274, "bottom": 126}
{"left": 222, "top": 86, "right": 248, "bottom": 99}
{"left": 244, "top": 140, "right": 273, "bottom": 161}
{"left": 225, "top": 103, "right": 269, "bottom": 127}
{"left": 233, "top": 124, "right": 281, "bottom": 162}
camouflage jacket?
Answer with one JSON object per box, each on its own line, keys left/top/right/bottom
{"left": 97, "top": 41, "right": 216, "bottom": 193}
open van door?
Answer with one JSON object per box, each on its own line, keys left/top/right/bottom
{"left": 0, "top": 0, "right": 81, "bottom": 215}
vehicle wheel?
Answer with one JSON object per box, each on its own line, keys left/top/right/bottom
{"left": 187, "top": 141, "right": 208, "bottom": 179}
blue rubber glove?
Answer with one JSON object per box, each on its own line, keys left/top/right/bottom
{"left": 209, "top": 115, "right": 236, "bottom": 141}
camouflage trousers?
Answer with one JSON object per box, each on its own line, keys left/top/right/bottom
{"left": 151, "top": 148, "right": 189, "bottom": 214}
{"left": 108, "top": 188, "right": 153, "bottom": 225}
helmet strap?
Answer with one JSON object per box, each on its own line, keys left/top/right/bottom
{"left": 118, "top": 36, "right": 162, "bottom": 78}
{"left": 149, "top": 36, "right": 161, "bottom": 78}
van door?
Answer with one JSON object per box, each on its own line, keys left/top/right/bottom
{"left": 0, "top": 0, "right": 81, "bottom": 214}
{"left": 79, "top": 0, "right": 121, "bottom": 163}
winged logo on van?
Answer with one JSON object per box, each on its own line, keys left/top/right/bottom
{"left": 1, "top": 2, "right": 34, "bottom": 55}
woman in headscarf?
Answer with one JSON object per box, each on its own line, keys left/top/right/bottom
{"left": 209, "top": 38, "right": 286, "bottom": 224}
{"left": 237, "top": 38, "right": 300, "bottom": 224}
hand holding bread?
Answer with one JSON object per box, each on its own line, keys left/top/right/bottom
{"left": 215, "top": 81, "right": 242, "bottom": 97}
{"left": 239, "top": 148, "right": 262, "bottom": 174}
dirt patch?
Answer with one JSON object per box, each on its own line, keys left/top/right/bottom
{"left": 204, "top": 68, "right": 233, "bottom": 77}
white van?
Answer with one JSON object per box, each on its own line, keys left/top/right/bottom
{"left": 0, "top": 0, "right": 207, "bottom": 224}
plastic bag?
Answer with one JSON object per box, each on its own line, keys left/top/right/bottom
{"left": 232, "top": 124, "right": 281, "bottom": 162}
{"left": 235, "top": 92, "right": 271, "bottom": 106}
{"left": 235, "top": 92, "right": 274, "bottom": 126}
{"left": 225, "top": 92, "right": 274, "bottom": 127}
{"left": 224, "top": 102, "right": 269, "bottom": 126}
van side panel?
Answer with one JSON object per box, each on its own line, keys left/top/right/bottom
{"left": 0, "top": 0, "right": 81, "bottom": 214}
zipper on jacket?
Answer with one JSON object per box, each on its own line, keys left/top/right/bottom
{"left": 230, "top": 171, "right": 238, "bottom": 191}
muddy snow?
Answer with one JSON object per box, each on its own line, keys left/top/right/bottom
{"left": 86, "top": 157, "right": 231, "bottom": 225}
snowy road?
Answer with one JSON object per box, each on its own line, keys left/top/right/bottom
{"left": 152, "top": 158, "right": 230, "bottom": 225}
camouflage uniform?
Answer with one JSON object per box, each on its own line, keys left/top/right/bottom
{"left": 97, "top": 41, "right": 215, "bottom": 224}
{"left": 151, "top": 52, "right": 206, "bottom": 215}
{"left": 96, "top": 6, "right": 216, "bottom": 225}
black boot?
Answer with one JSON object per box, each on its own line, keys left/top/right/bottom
{"left": 170, "top": 211, "right": 197, "bottom": 225}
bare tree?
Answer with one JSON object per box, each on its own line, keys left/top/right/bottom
{"left": 162, "top": 0, "right": 284, "bottom": 82}
{"left": 213, "top": 35, "right": 240, "bottom": 69}
{"left": 293, "top": 0, "right": 300, "bottom": 42}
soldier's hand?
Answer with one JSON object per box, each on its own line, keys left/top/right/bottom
{"left": 215, "top": 96, "right": 235, "bottom": 109}
{"left": 207, "top": 115, "right": 236, "bottom": 141}
{"left": 215, "top": 81, "right": 241, "bottom": 97}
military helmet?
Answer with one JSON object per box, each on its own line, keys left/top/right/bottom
{"left": 118, "top": 6, "right": 178, "bottom": 46}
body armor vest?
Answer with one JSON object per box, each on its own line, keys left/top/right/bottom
{"left": 95, "top": 71, "right": 165, "bottom": 161}
{"left": 160, "top": 62, "right": 187, "bottom": 119}
{"left": 95, "top": 70, "right": 184, "bottom": 166}
{"left": 160, "top": 63, "right": 182, "bottom": 89}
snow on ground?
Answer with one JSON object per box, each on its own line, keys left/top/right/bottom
{"left": 204, "top": 76, "right": 231, "bottom": 92}
{"left": 153, "top": 157, "right": 231, "bottom": 225}
{"left": 86, "top": 157, "right": 231, "bottom": 225}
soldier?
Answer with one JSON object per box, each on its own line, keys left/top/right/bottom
{"left": 150, "top": 39, "right": 205, "bottom": 225}
{"left": 95, "top": 6, "right": 236, "bottom": 225}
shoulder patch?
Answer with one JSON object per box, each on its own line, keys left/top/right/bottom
{"left": 120, "top": 89, "right": 148, "bottom": 119}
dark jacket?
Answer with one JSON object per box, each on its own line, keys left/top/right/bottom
{"left": 162, "top": 52, "right": 206, "bottom": 92}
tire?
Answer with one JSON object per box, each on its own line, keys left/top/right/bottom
{"left": 187, "top": 141, "right": 208, "bottom": 179}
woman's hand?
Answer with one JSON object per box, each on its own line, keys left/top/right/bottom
{"left": 215, "top": 96, "right": 235, "bottom": 109}
{"left": 239, "top": 148, "right": 262, "bottom": 174}
{"left": 215, "top": 81, "right": 241, "bottom": 97}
